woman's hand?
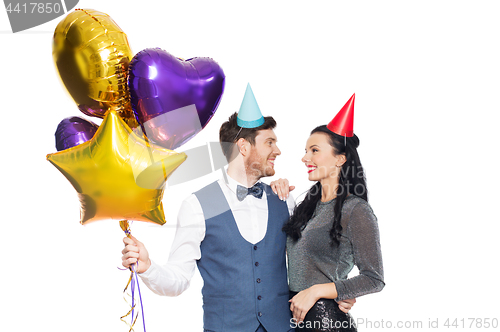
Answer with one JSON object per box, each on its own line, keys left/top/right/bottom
{"left": 289, "top": 285, "right": 320, "bottom": 324}
{"left": 270, "top": 178, "right": 295, "bottom": 200}
{"left": 338, "top": 298, "right": 356, "bottom": 313}
{"left": 121, "top": 235, "right": 151, "bottom": 273}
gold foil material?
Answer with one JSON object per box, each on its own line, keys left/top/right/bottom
{"left": 47, "top": 111, "right": 187, "bottom": 225}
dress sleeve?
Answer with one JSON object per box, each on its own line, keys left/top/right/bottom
{"left": 334, "top": 200, "right": 385, "bottom": 301}
{"left": 139, "top": 194, "right": 205, "bottom": 296}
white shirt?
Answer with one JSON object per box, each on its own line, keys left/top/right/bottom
{"left": 139, "top": 173, "right": 295, "bottom": 296}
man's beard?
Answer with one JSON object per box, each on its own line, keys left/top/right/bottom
{"left": 246, "top": 149, "right": 275, "bottom": 179}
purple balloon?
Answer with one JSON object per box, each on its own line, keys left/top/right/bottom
{"left": 55, "top": 116, "right": 99, "bottom": 151}
{"left": 128, "top": 48, "right": 225, "bottom": 149}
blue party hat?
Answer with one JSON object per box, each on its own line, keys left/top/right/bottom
{"left": 237, "top": 83, "right": 265, "bottom": 128}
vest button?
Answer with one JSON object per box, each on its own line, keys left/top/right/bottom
{"left": 254, "top": 245, "right": 258, "bottom": 250}
{"left": 258, "top": 312, "right": 263, "bottom": 317}
{"left": 256, "top": 278, "right": 261, "bottom": 283}
{"left": 255, "top": 262, "right": 259, "bottom": 267}
{"left": 257, "top": 295, "right": 262, "bottom": 300}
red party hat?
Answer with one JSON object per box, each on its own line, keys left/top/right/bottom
{"left": 327, "top": 93, "right": 355, "bottom": 137}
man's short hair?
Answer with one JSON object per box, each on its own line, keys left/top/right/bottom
{"left": 219, "top": 112, "right": 277, "bottom": 162}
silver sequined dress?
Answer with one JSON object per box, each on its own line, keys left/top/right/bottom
{"left": 287, "top": 195, "right": 385, "bottom": 301}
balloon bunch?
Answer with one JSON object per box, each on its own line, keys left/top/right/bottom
{"left": 46, "top": 9, "right": 225, "bottom": 331}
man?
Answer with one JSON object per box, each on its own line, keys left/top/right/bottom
{"left": 122, "top": 84, "right": 354, "bottom": 332}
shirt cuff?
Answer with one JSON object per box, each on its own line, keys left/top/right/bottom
{"left": 138, "top": 260, "right": 159, "bottom": 281}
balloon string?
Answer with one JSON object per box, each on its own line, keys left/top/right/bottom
{"left": 133, "top": 263, "right": 147, "bottom": 330}
{"left": 131, "top": 265, "right": 136, "bottom": 325}
{"left": 120, "top": 272, "right": 138, "bottom": 331}
{"left": 119, "top": 220, "right": 147, "bottom": 332}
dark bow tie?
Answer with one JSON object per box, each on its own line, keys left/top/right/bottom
{"left": 236, "top": 182, "right": 264, "bottom": 201}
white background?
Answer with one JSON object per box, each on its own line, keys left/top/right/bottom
{"left": 1, "top": 1, "right": 499, "bottom": 331}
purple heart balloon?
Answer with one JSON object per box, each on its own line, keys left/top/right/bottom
{"left": 128, "top": 48, "right": 225, "bottom": 149}
{"left": 55, "top": 116, "right": 99, "bottom": 151}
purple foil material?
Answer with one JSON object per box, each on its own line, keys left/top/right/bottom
{"left": 55, "top": 116, "right": 99, "bottom": 151}
{"left": 128, "top": 48, "right": 225, "bottom": 149}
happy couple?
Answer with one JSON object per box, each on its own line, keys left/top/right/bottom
{"left": 121, "top": 84, "right": 384, "bottom": 332}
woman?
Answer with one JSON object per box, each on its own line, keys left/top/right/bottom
{"left": 276, "top": 94, "right": 384, "bottom": 331}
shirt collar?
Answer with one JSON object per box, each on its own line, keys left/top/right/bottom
{"left": 224, "top": 169, "right": 262, "bottom": 195}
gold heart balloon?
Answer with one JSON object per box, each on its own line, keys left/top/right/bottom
{"left": 53, "top": 9, "right": 138, "bottom": 128}
{"left": 47, "top": 111, "right": 187, "bottom": 225}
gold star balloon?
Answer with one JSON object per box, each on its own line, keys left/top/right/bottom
{"left": 47, "top": 111, "right": 187, "bottom": 225}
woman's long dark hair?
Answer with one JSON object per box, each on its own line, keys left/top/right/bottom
{"left": 283, "top": 125, "right": 368, "bottom": 246}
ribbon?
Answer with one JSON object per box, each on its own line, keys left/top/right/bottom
{"left": 119, "top": 220, "right": 147, "bottom": 332}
